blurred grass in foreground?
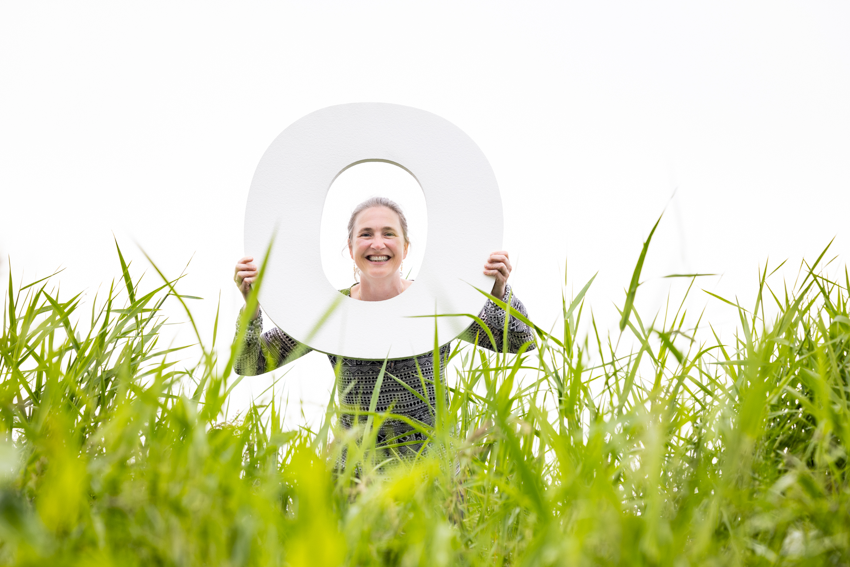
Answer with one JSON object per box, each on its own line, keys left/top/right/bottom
{"left": 2, "top": 239, "right": 850, "bottom": 566}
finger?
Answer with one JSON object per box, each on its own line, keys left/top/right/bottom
{"left": 488, "top": 254, "right": 507, "bottom": 267}
{"left": 236, "top": 270, "right": 257, "bottom": 279}
{"left": 486, "top": 260, "right": 510, "bottom": 276}
{"left": 490, "top": 256, "right": 512, "bottom": 274}
{"left": 485, "top": 261, "right": 509, "bottom": 274}
{"left": 238, "top": 256, "right": 254, "bottom": 263}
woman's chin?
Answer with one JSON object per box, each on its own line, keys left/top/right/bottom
{"left": 360, "top": 264, "right": 399, "bottom": 279}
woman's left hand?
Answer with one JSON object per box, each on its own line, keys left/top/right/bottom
{"left": 484, "top": 251, "right": 512, "bottom": 300}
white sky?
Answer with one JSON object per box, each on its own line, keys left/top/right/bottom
{"left": 2, "top": 2, "right": 849, "bottom": 427}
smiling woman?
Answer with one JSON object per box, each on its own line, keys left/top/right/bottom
{"left": 233, "top": 196, "right": 535, "bottom": 469}
{"left": 234, "top": 103, "right": 534, "bottom": 470}
{"left": 321, "top": 161, "right": 427, "bottom": 291}
{"left": 348, "top": 197, "right": 414, "bottom": 301}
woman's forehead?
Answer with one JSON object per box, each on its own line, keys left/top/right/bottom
{"left": 354, "top": 206, "right": 401, "bottom": 229}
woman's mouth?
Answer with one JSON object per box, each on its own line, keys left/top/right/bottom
{"left": 366, "top": 255, "right": 390, "bottom": 263}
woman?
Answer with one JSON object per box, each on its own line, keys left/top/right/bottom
{"left": 233, "top": 196, "right": 535, "bottom": 465}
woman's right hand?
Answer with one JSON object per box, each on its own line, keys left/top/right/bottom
{"left": 234, "top": 256, "right": 258, "bottom": 302}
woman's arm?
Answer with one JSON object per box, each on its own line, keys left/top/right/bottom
{"left": 233, "top": 309, "right": 312, "bottom": 376}
{"left": 458, "top": 284, "right": 536, "bottom": 353}
{"left": 232, "top": 255, "right": 312, "bottom": 375}
{"left": 457, "top": 251, "right": 536, "bottom": 353}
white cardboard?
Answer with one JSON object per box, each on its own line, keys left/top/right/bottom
{"left": 244, "top": 103, "right": 503, "bottom": 359}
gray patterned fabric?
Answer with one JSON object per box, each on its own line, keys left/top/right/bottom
{"left": 233, "top": 284, "right": 535, "bottom": 464}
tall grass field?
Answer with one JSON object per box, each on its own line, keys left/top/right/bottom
{"left": 2, "top": 234, "right": 850, "bottom": 566}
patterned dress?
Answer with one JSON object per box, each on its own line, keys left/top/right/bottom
{"left": 233, "top": 284, "right": 535, "bottom": 463}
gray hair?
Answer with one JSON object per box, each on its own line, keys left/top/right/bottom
{"left": 347, "top": 197, "right": 411, "bottom": 246}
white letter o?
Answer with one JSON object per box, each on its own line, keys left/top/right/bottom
{"left": 244, "top": 103, "right": 503, "bottom": 359}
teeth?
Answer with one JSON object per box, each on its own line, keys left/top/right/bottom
{"left": 368, "top": 256, "right": 389, "bottom": 261}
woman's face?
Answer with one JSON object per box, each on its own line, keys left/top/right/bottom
{"left": 349, "top": 206, "right": 409, "bottom": 281}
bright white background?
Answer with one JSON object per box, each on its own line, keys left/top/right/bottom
{"left": 2, "top": 2, "right": 849, "bottom": 427}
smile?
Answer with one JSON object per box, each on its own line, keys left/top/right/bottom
{"left": 366, "top": 255, "right": 390, "bottom": 262}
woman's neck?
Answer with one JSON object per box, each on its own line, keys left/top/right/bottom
{"left": 355, "top": 275, "right": 409, "bottom": 301}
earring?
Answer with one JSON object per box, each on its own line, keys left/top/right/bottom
{"left": 353, "top": 262, "right": 360, "bottom": 282}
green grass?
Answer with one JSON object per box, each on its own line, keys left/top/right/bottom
{"left": 2, "top": 237, "right": 850, "bottom": 566}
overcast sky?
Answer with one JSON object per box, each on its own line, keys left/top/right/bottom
{"left": 2, "top": 2, "right": 848, "bottom": 427}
